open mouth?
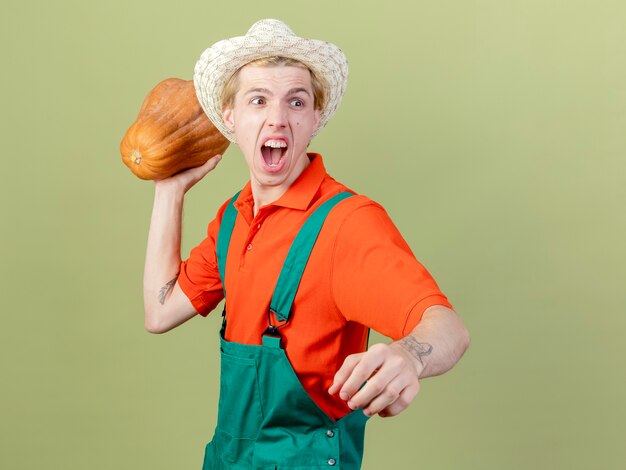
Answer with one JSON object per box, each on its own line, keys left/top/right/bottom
{"left": 261, "top": 139, "right": 288, "bottom": 168}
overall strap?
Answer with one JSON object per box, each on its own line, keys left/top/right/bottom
{"left": 216, "top": 191, "right": 241, "bottom": 295}
{"left": 269, "top": 191, "right": 353, "bottom": 322}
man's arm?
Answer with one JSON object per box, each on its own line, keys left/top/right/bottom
{"left": 328, "top": 305, "right": 470, "bottom": 417}
{"left": 143, "top": 155, "right": 222, "bottom": 334}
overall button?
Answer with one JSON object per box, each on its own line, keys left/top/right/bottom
{"left": 328, "top": 458, "right": 336, "bottom": 466}
{"left": 326, "top": 429, "right": 335, "bottom": 438}
{"left": 246, "top": 243, "right": 253, "bottom": 251}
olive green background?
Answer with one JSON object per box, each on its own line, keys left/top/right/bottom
{"left": 1, "top": 0, "right": 625, "bottom": 468}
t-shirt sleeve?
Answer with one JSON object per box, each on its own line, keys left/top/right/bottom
{"left": 177, "top": 203, "right": 227, "bottom": 317}
{"left": 331, "top": 202, "right": 452, "bottom": 339}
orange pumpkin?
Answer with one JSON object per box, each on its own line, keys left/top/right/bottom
{"left": 120, "top": 78, "right": 229, "bottom": 180}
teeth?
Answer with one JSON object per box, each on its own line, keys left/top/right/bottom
{"left": 263, "top": 140, "right": 287, "bottom": 148}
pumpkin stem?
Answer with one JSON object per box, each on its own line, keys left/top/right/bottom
{"left": 130, "top": 150, "right": 142, "bottom": 165}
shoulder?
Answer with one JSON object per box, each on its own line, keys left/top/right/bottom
{"left": 320, "top": 192, "right": 418, "bottom": 263}
{"left": 325, "top": 193, "right": 395, "bottom": 235}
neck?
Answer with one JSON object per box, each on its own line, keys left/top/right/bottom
{"left": 252, "top": 187, "right": 286, "bottom": 216}
{"left": 251, "top": 154, "right": 311, "bottom": 216}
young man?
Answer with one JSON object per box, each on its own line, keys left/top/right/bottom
{"left": 143, "top": 19, "right": 469, "bottom": 469}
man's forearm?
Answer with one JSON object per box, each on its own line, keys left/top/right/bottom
{"left": 140, "top": 156, "right": 222, "bottom": 333}
{"left": 394, "top": 305, "right": 470, "bottom": 379}
{"left": 143, "top": 185, "right": 185, "bottom": 322}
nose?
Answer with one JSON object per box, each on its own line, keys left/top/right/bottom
{"left": 267, "top": 102, "right": 287, "bottom": 129}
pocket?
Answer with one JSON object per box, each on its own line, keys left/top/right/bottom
{"left": 217, "top": 352, "right": 263, "bottom": 440}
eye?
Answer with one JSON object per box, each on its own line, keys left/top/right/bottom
{"left": 250, "top": 97, "right": 265, "bottom": 105}
{"left": 290, "top": 98, "right": 305, "bottom": 107}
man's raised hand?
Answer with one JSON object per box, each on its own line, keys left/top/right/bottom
{"left": 155, "top": 154, "right": 222, "bottom": 194}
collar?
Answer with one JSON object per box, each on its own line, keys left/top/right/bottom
{"left": 234, "top": 153, "right": 327, "bottom": 222}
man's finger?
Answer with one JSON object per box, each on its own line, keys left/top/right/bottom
{"left": 190, "top": 154, "right": 222, "bottom": 178}
{"left": 336, "top": 348, "right": 387, "bottom": 403}
{"left": 176, "top": 154, "right": 223, "bottom": 190}
{"left": 328, "top": 353, "right": 364, "bottom": 396}
{"left": 348, "top": 360, "right": 406, "bottom": 412}
{"left": 378, "top": 382, "right": 420, "bottom": 418}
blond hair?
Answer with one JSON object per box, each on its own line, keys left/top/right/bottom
{"left": 221, "top": 56, "right": 327, "bottom": 111}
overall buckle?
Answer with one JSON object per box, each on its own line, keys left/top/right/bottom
{"left": 264, "top": 309, "right": 288, "bottom": 337}
{"left": 264, "top": 325, "right": 281, "bottom": 337}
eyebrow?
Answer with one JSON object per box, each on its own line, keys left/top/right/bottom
{"left": 287, "top": 87, "right": 312, "bottom": 97}
{"left": 242, "top": 87, "right": 312, "bottom": 97}
{"left": 244, "top": 87, "right": 272, "bottom": 96}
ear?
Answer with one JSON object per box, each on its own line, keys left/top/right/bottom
{"left": 223, "top": 107, "right": 235, "bottom": 131}
{"left": 313, "top": 109, "right": 320, "bottom": 129}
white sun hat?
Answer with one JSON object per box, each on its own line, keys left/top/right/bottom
{"left": 193, "top": 19, "right": 349, "bottom": 143}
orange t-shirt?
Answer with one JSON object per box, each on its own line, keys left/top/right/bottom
{"left": 178, "top": 154, "right": 452, "bottom": 420}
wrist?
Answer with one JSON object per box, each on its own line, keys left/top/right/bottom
{"left": 154, "top": 180, "right": 186, "bottom": 201}
{"left": 393, "top": 336, "right": 432, "bottom": 378}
